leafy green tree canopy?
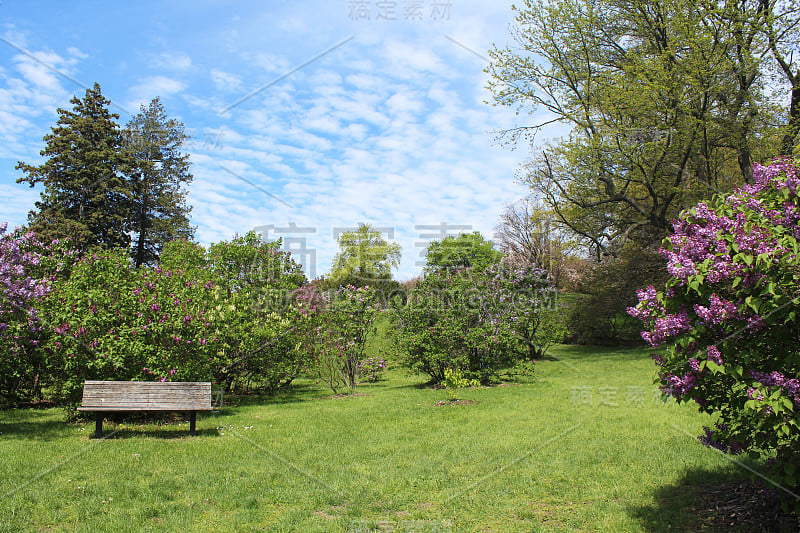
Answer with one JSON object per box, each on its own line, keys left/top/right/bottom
{"left": 424, "top": 232, "right": 502, "bottom": 273}
{"left": 488, "top": 0, "right": 795, "bottom": 256}
{"left": 329, "top": 223, "right": 401, "bottom": 284}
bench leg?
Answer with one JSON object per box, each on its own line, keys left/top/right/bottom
{"left": 94, "top": 413, "right": 103, "bottom": 438}
{"left": 189, "top": 411, "right": 197, "bottom": 436}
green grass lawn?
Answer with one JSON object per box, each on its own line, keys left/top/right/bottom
{"left": 0, "top": 344, "right": 765, "bottom": 532}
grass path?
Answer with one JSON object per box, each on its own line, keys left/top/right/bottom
{"left": 0, "top": 345, "right": 754, "bottom": 532}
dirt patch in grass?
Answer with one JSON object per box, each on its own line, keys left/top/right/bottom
{"left": 313, "top": 510, "right": 338, "bottom": 520}
{"left": 686, "top": 480, "right": 799, "bottom": 532}
{"left": 433, "top": 399, "right": 478, "bottom": 406}
{"left": 316, "top": 392, "right": 372, "bottom": 400}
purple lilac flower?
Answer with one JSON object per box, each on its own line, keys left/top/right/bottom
{"left": 642, "top": 310, "right": 691, "bottom": 347}
{"left": 660, "top": 371, "right": 697, "bottom": 400}
{"left": 749, "top": 370, "right": 800, "bottom": 405}
{"left": 693, "top": 294, "right": 740, "bottom": 325}
{"left": 707, "top": 345, "right": 723, "bottom": 365}
{"left": 747, "top": 387, "right": 765, "bottom": 401}
{"left": 663, "top": 251, "right": 697, "bottom": 281}
{"left": 746, "top": 315, "right": 765, "bottom": 332}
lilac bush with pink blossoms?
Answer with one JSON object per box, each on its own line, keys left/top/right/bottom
{"left": 0, "top": 224, "right": 54, "bottom": 405}
{"left": 40, "top": 246, "right": 222, "bottom": 405}
{"left": 40, "top": 234, "right": 307, "bottom": 406}
{"left": 292, "top": 284, "right": 381, "bottom": 394}
{"left": 358, "top": 357, "right": 387, "bottom": 382}
{"left": 629, "top": 158, "right": 800, "bottom": 510}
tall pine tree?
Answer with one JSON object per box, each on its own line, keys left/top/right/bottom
{"left": 17, "top": 83, "right": 132, "bottom": 252}
{"left": 123, "top": 98, "right": 194, "bottom": 267}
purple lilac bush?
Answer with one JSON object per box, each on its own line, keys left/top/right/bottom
{"left": 628, "top": 158, "right": 800, "bottom": 509}
{"left": 358, "top": 357, "right": 387, "bottom": 382}
{"left": 0, "top": 223, "right": 53, "bottom": 404}
{"left": 293, "top": 284, "right": 381, "bottom": 394}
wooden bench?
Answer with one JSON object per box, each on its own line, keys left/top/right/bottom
{"left": 78, "top": 381, "right": 213, "bottom": 438}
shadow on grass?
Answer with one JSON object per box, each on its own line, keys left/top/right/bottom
{"left": 96, "top": 426, "right": 221, "bottom": 440}
{"left": 222, "top": 382, "right": 325, "bottom": 407}
{"left": 1, "top": 381, "right": 340, "bottom": 441}
{"left": 547, "top": 344, "right": 655, "bottom": 364}
{"left": 81, "top": 410, "right": 231, "bottom": 440}
{"left": 629, "top": 466, "right": 799, "bottom": 532}
{"left": 0, "top": 410, "right": 228, "bottom": 441}
{"left": 389, "top": 380, "right": 438, "bottom": 390}
{"left": 0, "top": 418, "right": 71, "bottom": 441}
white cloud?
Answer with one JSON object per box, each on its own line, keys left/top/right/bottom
{"left": 152, "top": 51, "right": 193, "bottom": 72}
{"left": 381, "top": 40, "right": 449, "bottom": 76}
{"left": 210, "top": 69, "right": 242, "bottom": 92}
{"left": 385, "top": 90, "right": 424, "bottom": 117}
{"left": 0, "top": 183, "right": 38, "bottom": 227}
{"left": 66, "top": 46, "right": 88, "bottom": 60}
{"left": 127, "top": 75, "right": 186, "bottom": 109}
{"left": 0, "top": 36, "right": 74, "bottom": 160}
{"left": 12, "top": 50, "right": 70, "bottom": 91}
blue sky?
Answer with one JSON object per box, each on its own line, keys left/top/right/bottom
{"left": 0, "top": 0, "right": 553, "bottom": 280}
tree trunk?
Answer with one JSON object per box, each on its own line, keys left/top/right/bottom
{"left": 738, "top": 145, "right": 753, "bottom": 184}
{"left": 134, "top": 172, "right": 150, "bottom": 267}
{"left": 781, "top": 82, "right": 800, "bottom": 156}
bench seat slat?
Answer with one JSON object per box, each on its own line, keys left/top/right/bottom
{"left": 84, "top": 390, "right": 208, "bottom": 398}
{"left": 79, "top": 381, "right": 213, "bottom": 411}
{"left": 78, "top": 405, "right": 212, "bottom": 413}
{"left": 84, "top": 391, "right": 208, "bottom": 398}
{"left": 82, "top": 399, "right": 210, "bottom": 404}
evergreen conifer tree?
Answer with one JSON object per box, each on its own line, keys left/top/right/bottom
{"left": 17, "top": 82, "right": 132, "bottom": 252}
{"left": 124, "top": 97, "right": 194, "bottom": 267}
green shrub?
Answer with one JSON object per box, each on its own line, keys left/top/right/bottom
{"left": 442, "top": 368, "right": 480, "bottom": 400}
{"left": 39, "top": 232, "right": 307, "bottom": 407}
{"left": 392, "top": 265, "right": 555, "bottom": 383}
{"left": 292, "top": 284, "right": 381, "bottom": 394}
{"left": 567, "top": 245, "right": 668, "bottom": 345}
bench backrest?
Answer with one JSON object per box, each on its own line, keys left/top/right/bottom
{"left": 78, "top": 381, "right": 213, "bottom": 412}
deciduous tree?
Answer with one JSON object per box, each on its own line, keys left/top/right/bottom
{"left": 329, "top": 223, "right": 401, "bottom": 284}
{"left": 494, "top": 197, "right": 576, "bottom": 287}
{"left": 424, "top": 232, "right": 501, "bottom": 274}
{"left": 760, "top": 0, "right": 800, "bottom": 155}
{"left": 488, "top": 0, "right": 782, "bottom": 254}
